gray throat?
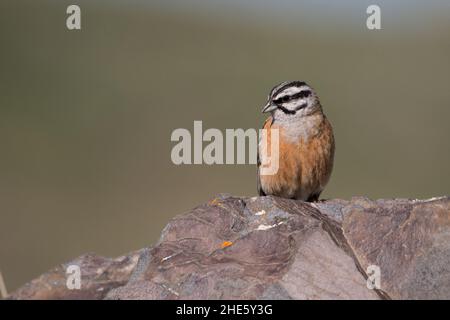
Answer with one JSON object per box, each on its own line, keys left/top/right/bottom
{"left": 277, "top": 112, "right": 324, "bottom": 143}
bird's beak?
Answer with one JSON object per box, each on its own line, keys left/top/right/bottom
{"left": 261, "top": 101, "right": 277, "bottom": 113}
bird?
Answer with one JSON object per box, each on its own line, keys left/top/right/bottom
{"left": 257, "top": 81, "right": 335, "bottom": 201}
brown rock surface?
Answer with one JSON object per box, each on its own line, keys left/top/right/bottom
{"left": 9, "top": 251, "right": 141, "bottom": 300}
{"left": 8, "top": 195, "right": 450, "bottom": 300}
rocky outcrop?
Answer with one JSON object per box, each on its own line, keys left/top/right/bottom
{"left": 8, "top": 195, "right": 450, "bottom": 300}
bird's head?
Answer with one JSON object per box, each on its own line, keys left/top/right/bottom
{"left": 262, "top": 81, "right": 322, "bottom": 120}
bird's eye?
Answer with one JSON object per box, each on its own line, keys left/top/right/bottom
{"left": 274, "top": 95, "right": 291, "bottom": 105}
{"left": 276, "top": 95, "right": 290, "bottom": 103}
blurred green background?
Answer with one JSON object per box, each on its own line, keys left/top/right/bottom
{"left": 1, "top": 0, "right": 449, "bottom": 292}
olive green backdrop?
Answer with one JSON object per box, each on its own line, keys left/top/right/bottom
{"left": 1, "top": 0, "right": 449, "bottom": 291}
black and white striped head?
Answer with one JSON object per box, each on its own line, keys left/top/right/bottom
{"left": 262, "top": 81, "right": 321, "bottom": 119}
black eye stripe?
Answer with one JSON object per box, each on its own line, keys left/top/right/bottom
{"left": 273, "top": 90, "right": 312, "bottom": 104}
{"left": 292, "top": 90, "right": 312, "bottom": 99}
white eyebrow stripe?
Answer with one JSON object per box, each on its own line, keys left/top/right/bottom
{"left": 274, "top": 86, "right": 309, "bottom": 100}
{"left": 274, "top": 87, "right": 300, "bottom": 100}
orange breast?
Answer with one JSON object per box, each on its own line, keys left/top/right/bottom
{"left": 259, "top": 116, "right": 334, "bottom": 200}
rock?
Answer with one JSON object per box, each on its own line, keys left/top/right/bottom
{"left": 9, "top": 251, "right": 141, "bottom": 300}
{"left": 8, "top": 195, "right": 450, "bottom": 300}
{"left": 331, "top": 197, "right": 450, "bottom": 299}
